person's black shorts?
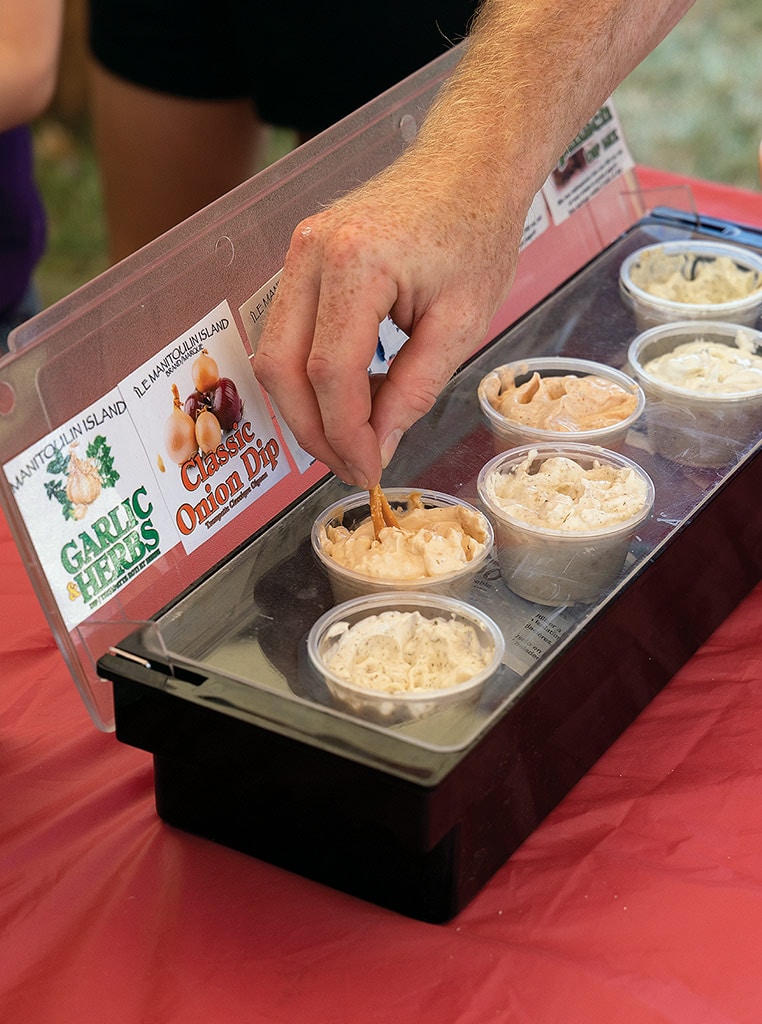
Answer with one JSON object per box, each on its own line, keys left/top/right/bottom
{"left": 89, "top": 0, "right": 479, "bottom": 134}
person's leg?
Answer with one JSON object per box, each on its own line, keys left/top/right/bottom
{"left": 89, "top": 62, "right": 267, "bottom": 263}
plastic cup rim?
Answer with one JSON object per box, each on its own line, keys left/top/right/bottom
{"left": 477, "top": 356, "right": 645, "bottom": 442}
{"left": 307, "top": 590, "right": 506, "bottom": 703}
{"left": 476, "top": 442, "right": 655, "bottom": 540}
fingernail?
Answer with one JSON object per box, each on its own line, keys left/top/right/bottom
{"left": 380, "top": 429, "right": 403, "bottom": 469}
{"left": 346, "top": 464, "right": 369, "bottom": 489}
{"left": 335, "top": 468, "right": 355, "bottom": 487}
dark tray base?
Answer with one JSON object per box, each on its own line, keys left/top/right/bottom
{"left": 111, "top": 445, "right": 762, "bottom": 922}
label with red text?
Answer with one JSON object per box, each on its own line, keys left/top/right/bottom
{"left": 121, "top": 300, "right": 289, "bottom": 554}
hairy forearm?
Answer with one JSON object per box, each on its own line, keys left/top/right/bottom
{"left": 253, "top": 0, "right": 696, "bottom": 488}
{"left": 397, "top": 0, "right": 695, "bottom": 231}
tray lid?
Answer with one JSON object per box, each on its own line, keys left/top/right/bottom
{"left": 0, "top": 47, "right": 643, "bottom": 729}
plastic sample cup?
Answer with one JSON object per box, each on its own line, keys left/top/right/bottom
{"left": 477, "top": 356, "right": 644, "bottom": 454}
{"left": 306, "top": 591, "right": 505, "bottom": 725}
{"left": 312, "top": 488, "right": 493, "bottom": 605}
{"left": 619, "top": 240, "right": 762, "bottom": 330}
{"left": 477, "top": 443, "right": 655, "bottom": 606}
{"left": 627, "top": 320, "right": 762, "bottom": 468}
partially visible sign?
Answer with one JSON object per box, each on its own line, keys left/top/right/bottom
{"left": 542, "top": 101, "right": 634, "bottom": 224}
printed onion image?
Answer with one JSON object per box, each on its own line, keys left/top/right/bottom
{"left": 163, "top": 350, "right": 245, "bottom": 468}
{"left": 165, "top": 384, "right": 198, "bottom": 465}
{"left": 209, "top": 378, "right": 243, "bottom": 431}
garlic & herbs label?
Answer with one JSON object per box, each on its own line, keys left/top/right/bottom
{"left": 3, "top": 387, "right": 177, "bottom": 631}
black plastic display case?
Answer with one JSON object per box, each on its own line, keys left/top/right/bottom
{"left": 99, "top": 214, "right": 762, "bottom": 922}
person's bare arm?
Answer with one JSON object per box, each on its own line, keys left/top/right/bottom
{"left": 253, "top": 0, "right": 695, "bottom": 489}
{"left": 0, "top": 0, "right": 64, "bottom": 130}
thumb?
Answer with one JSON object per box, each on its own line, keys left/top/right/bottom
{"left": 370, "top": 317, "right": 478, "bottom": 468}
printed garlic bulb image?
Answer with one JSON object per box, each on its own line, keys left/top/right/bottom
{"left": 65, "top": 443, "right": 102, "bottom": 519}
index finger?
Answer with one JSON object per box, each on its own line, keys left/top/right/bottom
{"left": 253, "top": 222, "right": 363, "bottom": 484}
{"left": 306, "top": 256, "right": 399, "bottom": 487}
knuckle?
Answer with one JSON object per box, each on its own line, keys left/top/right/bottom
{"left": 305, "top": 346, "right": 339, "bottom": 389}
{"left": 396, "top": 375, "right": 440, "bottom": 419}
{"left": 287, "top": 213, "right": 324, "bottom": 256}
{"left": 408, "top": 384, "right": 440, "bottom": 417}
{"left": 251, "top": 346, "right": 278, "bottom": 390}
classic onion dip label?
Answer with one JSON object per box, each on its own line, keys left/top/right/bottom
{"left": 121, "top": 300, "right": 289, "bottom": 554}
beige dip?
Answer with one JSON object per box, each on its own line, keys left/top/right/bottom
{"left": 483, "top": 452, "right": 649, "bottom": 531}
{"left": 320, "top": 499, "right": 488, "bottom": 580}
{"left": 629, "top": 249, "right": 762, "bottom": 305}
{"left": 483, "top": 368, "right": 638, "bottom": 431}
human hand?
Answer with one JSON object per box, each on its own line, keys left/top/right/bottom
{"left": 253, "top": 161, "right": 523, "bottom": 488}
{"left": 253, "top": 0, "right": 697, "bottom": 489}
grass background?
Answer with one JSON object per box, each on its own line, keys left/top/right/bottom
{"left": 32, "top": 0, "right": 762, "bottom": 309}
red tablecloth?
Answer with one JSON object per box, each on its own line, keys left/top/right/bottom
{"left": 636, "top": 165, "right": 762, "bottom": 224}
{"left": 3, "top": 169, "right": 762, "bottom": 1024}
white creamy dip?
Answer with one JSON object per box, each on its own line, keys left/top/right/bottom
{"left": 484, "top": 452, "right": 649, "bottom": 531}
{"left": 323, "top": 610, "right": 490, "bottom": 693}
{"left": 642, "top": 333, "right": 762, "bottom": 394}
